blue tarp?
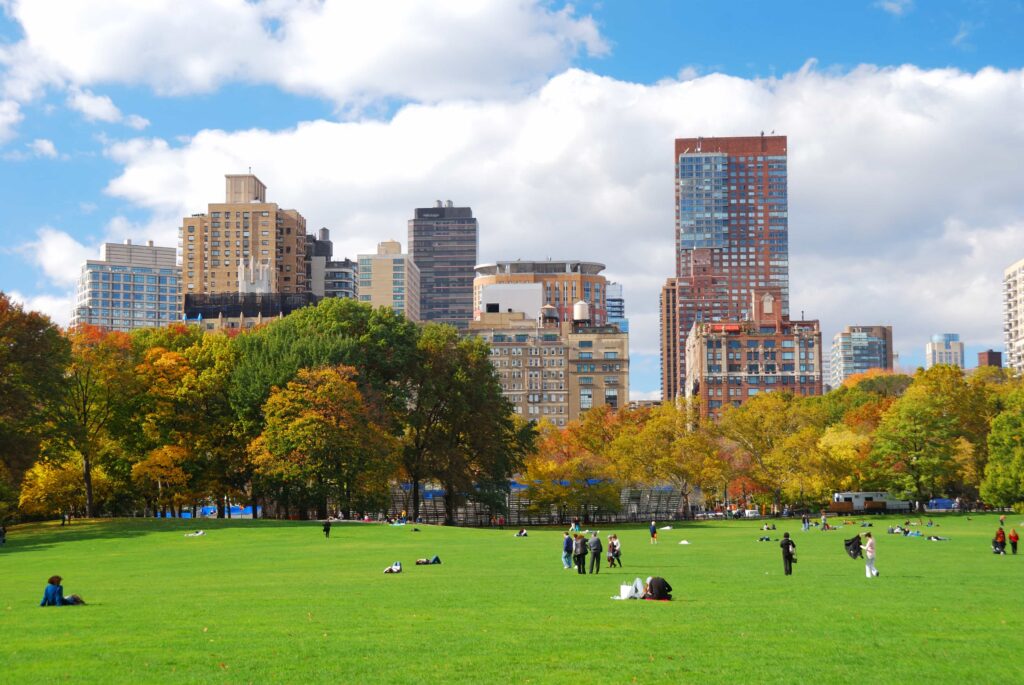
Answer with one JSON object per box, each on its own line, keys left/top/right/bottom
{"left": 927, "top": 498, "right": 956, "bottom": 510}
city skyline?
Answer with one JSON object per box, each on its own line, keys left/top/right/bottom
{"left": 2, "top": 1, "right": 1022, "bottom": 399}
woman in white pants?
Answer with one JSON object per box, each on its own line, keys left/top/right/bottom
{"left": 863, "top": 532, "right": 879, "bottom": 577}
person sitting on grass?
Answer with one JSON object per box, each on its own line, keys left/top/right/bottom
{"left": 40, "top": 576, "right": 85, "bottom": 606}
{"left": 515, "top": 528, "right": 528, "bottom": 537}
{"left": 643, "top": 576, "right": 672, "bottom": 601}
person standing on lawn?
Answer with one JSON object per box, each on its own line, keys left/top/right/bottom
{"left": 588, "top": 532, "right": 603, "bottom": 574}
{"left": 322, "top": 520, "right": 331, "bottom": 539}
{"left": 649, "top": 520, "right": 658, "bottom": 544}
{"left": 1010, "top": 528, "right": 1019, "bottom": 555}
{"left": 573, "top": 534, "right": 587, "bottom": 574}
{"left": 561, "top": 532, "right": 573, "bottom": 569}
{"left": 780, "top": 532, "right": 796, "bottom": 576}
{"left": 863, "top": 532, "right": 879, "bottom": 577}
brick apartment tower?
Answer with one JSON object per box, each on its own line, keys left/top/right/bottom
{"left": 662, "top": 135, "right": 790, "bottom": 400}
{"left": 180, "top": 174, "right": 307, "bottom": 296}
{"left": 409, "top": 200, "right": 479, "bottom": 331}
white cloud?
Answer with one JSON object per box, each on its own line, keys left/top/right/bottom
{"left": 875, "top": 0, "right": 913, "bottom": 16}
{"left": 2, "top": 0, "right": 606, "bottom": 111}
{"left": 66, "top": 87, "right": 149, "bottom": 129}
{"left": 99, "top": 65, "right": 1024, "bottom": 394}
{"left": 952, "top": 21, "right": 974, "bottom": 49}
{"left": 6, "top": 289, "right": 74, "bottom": 327}
{"left": 16, "top": 226, "right": 97, "bottom": 288}
{"left": 0, "top": 99, "right": 22, "bottom": 143}
{"left": 28, "top": 137, "right": 57, "bottom": 158}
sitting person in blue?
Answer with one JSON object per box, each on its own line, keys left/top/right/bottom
{"left": 41, "top": 575, "right": 86, "bottom": 606}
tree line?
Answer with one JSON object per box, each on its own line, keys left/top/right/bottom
{"left": 1, "top": 293, "right": 533, "bottom": 524}
{"left": 3, "top": 290, "right": 1024, "bottom": 524}
{"left": 522, "top": 365, "right": 1024, "bottom": 517}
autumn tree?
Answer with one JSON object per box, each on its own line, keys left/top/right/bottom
{"left": 19, "top": 455, "right": 112, "bottom": 517}
{"left": 715, "top": 392, "right": 827, "bottom": 506}
{"left": 251, "top": 365, "right": 398, "bottom": 518}
{"left": 522, "top": 419, "right": 620, "bottom": 523}
{"left": 47, "top": 325, "right": 141, "bottom": 517}
{"left": 869, "top": 365, "right": 997, "bottom": 507}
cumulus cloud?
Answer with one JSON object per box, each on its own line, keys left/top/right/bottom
{"left": 101, "top": 65, "right": 1024, "bottom": 387}
{"left": 0, "top": 99, "right": 22, "bottom": 143}
{"left": 16, "top": 226, "right": 97, "bottom": 288}
{"left": 3, "top": 136, "right": 60, "bottom": 160}
{"left": 28, "top": 138, "right": 57, "bottom": 158}
{"left": 2, "top": 0, "right": 606, "bottom": 112}
{"left": 66, "top": 88, "right": 150, "bottom": 129}
{"left": 6, "top": 289, "right": 74, "bottom": 327}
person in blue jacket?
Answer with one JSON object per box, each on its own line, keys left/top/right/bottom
{"left": 40, "top": 576, "right": 85, "bottom": 606}
{"left": 561, "top": 532, "right": 573, "bottom": 569}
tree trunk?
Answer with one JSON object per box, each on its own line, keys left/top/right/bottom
{"left": 82, "top": 451, "right": 95, "bottom": 518}
{"left": 227, "top": 497, "right": 233, "bottom": 519}
{"left": 411, "top": 477, "right": 421, "bottom": 522}
{"left": 250, "top": 491, "right": 258, "bottom": 520}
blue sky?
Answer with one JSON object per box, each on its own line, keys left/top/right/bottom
{"left": 1, "top": 0, "right": 1022, "bottom": 398}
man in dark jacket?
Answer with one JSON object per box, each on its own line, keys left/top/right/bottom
{"left": 587, "top": 532, "right": 603, "bottom": 574}
{"left": 562, "top": 532, "right": 573, "bottom": 569}
{"left": 780, "top": 532, "right": 796, "bottom": 575}
{"left": 573, "top": 534, "right": 587, "bottom": 574}
{"left": 644, "top": 576, "right": 672, "bottom": 600}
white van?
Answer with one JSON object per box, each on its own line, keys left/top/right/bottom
{"left": 831, "top": 491, "right": 910, "bottom": 513}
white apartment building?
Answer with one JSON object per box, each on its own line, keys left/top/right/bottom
{"left": 1005, "top": 257, "right": 1024, "bottom": 372}
{"left": 71, "top": 240, "right": 181, "bottom": 331}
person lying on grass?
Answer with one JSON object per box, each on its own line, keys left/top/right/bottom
{"left": 40, "top": 576, "right": 86, "bottom": 606}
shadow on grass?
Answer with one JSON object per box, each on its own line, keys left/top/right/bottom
{"left": 2, "top": 517, "right": 323, "bottom": 554}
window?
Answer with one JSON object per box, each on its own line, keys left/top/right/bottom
{"left": 603, "top": 351, "right": 618, "bottom": 359}
{"left": 580, "top": 388, "right": 593, "bottom": 410}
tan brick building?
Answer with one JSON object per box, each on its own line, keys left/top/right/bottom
{"left": 469, "top": 305, "right": 628, "bottom": 426}
{"left": 180, "top": 174, "right": 307, "bottom": 295}
{"left": 357, "top": 240, "right": 420, "bottom": 321}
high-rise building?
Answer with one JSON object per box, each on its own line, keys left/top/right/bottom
{"left": 357, "top": 240, "right": 420, "bottom": 320}
{"left": 1004, "top": 257, "right": 1024, "bottom": 372}
{"left": 925, "top": 333, "right": 965, "bottom": 369}
{"left": 606, "top": 282, "right": 628, "bottom": 333}
{"left": 684, "top": 290, "right": 822, "bottom": 420}
{"left": 180, "top": 174, "right": 307, "bottom": 296}
{"left": 977, "top": 350, "right": 1003, "bottom": 368}
{"left": 660, "top": 277, "right": 680, "bottom": 399}
{"left": 829, "top": 325, "right": 894, "bottom": 388}
{"left": 71, "top": 239, "right": 181, "bottom": 331}
{"left": 304, "top": 227, "right": 358, "bottom": 301}
{"left": 409, "top": 200, "right": 478, "bottom": 331}
{"left": 662, "top": 135, "right": 789, "bottom": 400}
{"left": 473, "top": 260, "right": 608, "bottom": 326}
{"left": 305, "top": 228, "right": 334, "bottom": 297}
{"left": 325, "top": 259, "right": 358, "bottom": 301}
{"left": 469, "top": 303, "right": 628, "bottom": 425}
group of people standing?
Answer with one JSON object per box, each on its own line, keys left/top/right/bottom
{"left": 563, "top": 531, "right": 622, "bottom": 574}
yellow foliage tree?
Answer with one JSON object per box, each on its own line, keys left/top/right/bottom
{"left": 19, "top": 455, "right": 111, "bottom": 517}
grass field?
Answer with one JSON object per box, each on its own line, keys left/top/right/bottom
{"left": 2, "top": 514, "right": 1022, "bottom": 684}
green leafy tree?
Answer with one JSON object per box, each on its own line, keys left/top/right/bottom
{"left": 0, "top": 293, "right": 69, "bottom": 514}
{"left": 980, "top": 390, "right": 1024, "bottom": 507}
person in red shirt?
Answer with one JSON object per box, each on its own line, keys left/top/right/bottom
{"left": 994, "top": 527, "right": 1007, "bottom": 555}
{"left": 1009, "top": 528, "right": 1019, "bottom": 555}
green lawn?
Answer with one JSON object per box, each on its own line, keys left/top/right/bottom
{"left": 1, "top": 514, "right": 1021, "bottom": 684}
